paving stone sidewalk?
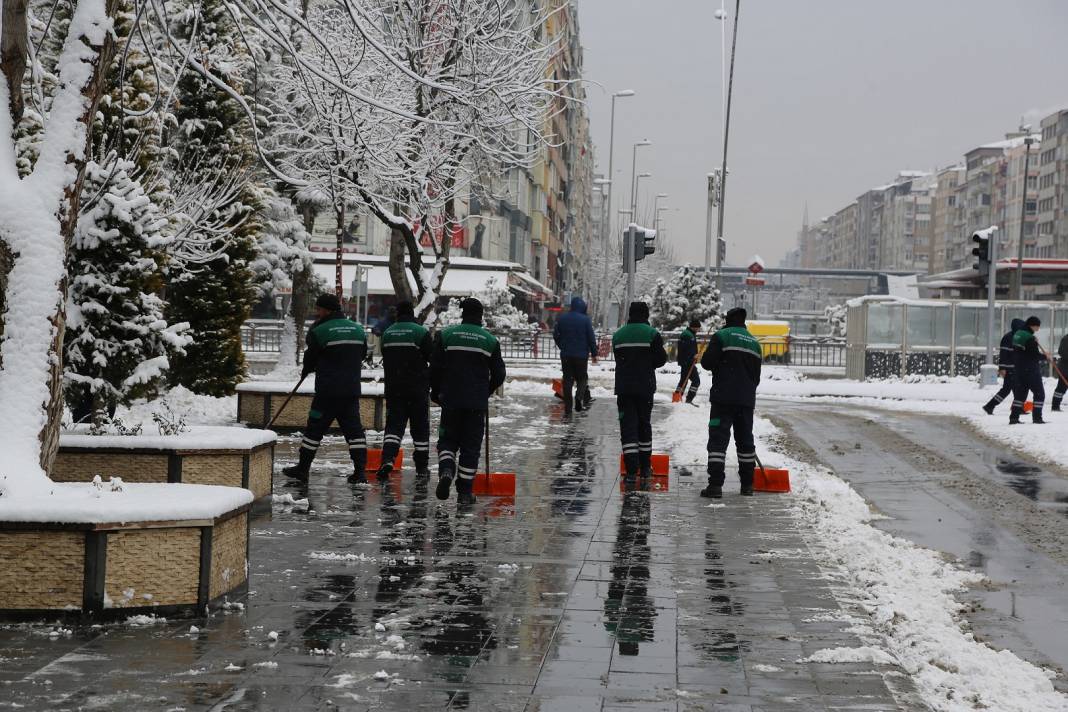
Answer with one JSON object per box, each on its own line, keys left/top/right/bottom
{"left": 0, "top": 395, "right": 922, "bottom": 711}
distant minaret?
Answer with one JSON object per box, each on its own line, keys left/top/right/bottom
{"left": 802, "top": 201, "right": 809, "bottom": 232}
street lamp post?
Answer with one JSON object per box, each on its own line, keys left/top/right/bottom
{"left": 653, "top": 193, "right": 668, "bottom": 229}
{"left": 715, "top": 0, "right": 741, "bottom": 293}
{"left": 1014, "top": 134, "right": 1036, "bottom": 300}
{"left": 632, "top": 172, "right": 652, "bottom": 223}
{"left": 599, "top": 90, "right": 635, "bottom": 327}
{"left": 629, "top": 140, "right": 652, "bottom": 227}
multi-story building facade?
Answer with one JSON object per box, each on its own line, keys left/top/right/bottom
{"left": 1038, "top": 110, "right": 1068, "bottom": 260}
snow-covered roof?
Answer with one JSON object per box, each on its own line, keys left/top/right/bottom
{"left": 976, "top": 134, "right": 1041, "bottom": 151}
{"left": 0, "top": 482, "right": 253, "bottom": 524}
{"left": 59, "top": 425, "right": 276, "bottom": 451}
{"left": 312, "top": 261, "right": 513, "bottom": 298}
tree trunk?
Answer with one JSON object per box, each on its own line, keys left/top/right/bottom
{"left": 0, "top": 0, "right": 28, "bottom": 125}
{"left": 388, "top": 226, "right": 415, "bottom": 304}
{"left": 290, "top": 262, "right": 311, "bottom": 366}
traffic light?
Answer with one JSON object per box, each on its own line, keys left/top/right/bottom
{"left": 971, "top": 231, "right": 990, "bottom": 274}
{"left": 634, "top": 227, "right": 656, "bottom": 263}
{"left": 717, "top": 237, "right": 727, "bottom": 263}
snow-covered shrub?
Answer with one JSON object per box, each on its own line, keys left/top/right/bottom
{"left": 436, "top": 278, "right": 534, "bottom": 333}
{"left": 825, "top": 303, "right": 848, "bottom": 338}
{"left": 151, "top": 402, "right": 189, "bottom": 436}
{"left": 648, "top": 264, "right": 722, "bottom": 332}
{"left": 64, "top": 159, "right": 191, "bottom": 423}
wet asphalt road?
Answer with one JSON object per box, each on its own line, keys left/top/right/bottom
{"left": 0, "top": 394, "right": 922, "bottom": 711}
{"left": 771, "top": 399, "right": 1068, "bottom": 691}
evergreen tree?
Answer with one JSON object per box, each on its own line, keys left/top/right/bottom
{"left": 437, "top": 278, "right": 532, "bottom": 332}
{"left": 648, "top": 264, "right": 722, "bottom": 332}
{"left": 164, "top": 0, "right": 262, "bottom": 395}
{"left": 64, "top": 160, "right": 190, "bottom": 421}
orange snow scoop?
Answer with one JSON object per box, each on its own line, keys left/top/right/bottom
{"left": 1023, "top": 401, "right": 1034, "bottom": 414}
{"left": 552, "top": 378, "right": 564, "bottom": 399}
{"left": 472, "top": 410, "right": 516, "bottom": 496}
{"left": 618, "top": 453, "right": 671, "bottom": 475}
{"left": 366, "top": 448, "right": 404, "bottom": 472}
{"left": 753, "top": 454, "right": 791, "bottom": 493}
{"left": 673, "top": 344, "right": 706, "bottom": 403}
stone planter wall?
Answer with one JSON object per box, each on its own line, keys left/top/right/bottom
{"left": 52, "top": 443, "right": 274, "bottom": 501}
{"left": 238, "top": 391, "right": 386, "bottom": 431}
{"left": 0, "top": 506, "right": 249, "bottom": 619}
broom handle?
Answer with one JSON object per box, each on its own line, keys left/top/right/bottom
{"left": 1039, "top": 343, "right": 1068, "bottom": 387}
{"left": 266, "top": 374, "right": 307, "bottom": 429}
{"left": 484, "top": 409, "right": 491, "bottom": 476}
{"left": 754, "top": 451, "right": 768, "bottom": 481}
{"left": 678, "top": 342, "right": 706, "bottom": 392}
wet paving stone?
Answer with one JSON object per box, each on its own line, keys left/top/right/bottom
{"left": 0, "top": 395, "right": 921, "bottom": 710}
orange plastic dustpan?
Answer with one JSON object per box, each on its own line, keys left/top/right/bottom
{"left": 753, "top": 467, "right": 791, "bottom": 493}
{"left": 473, "top": 411, "right": 516, "bottom": 496}
{"left": 618, "top": 453, "right": 670, "bottom": 475}
{"left": 552, "top": 378, "right": 563, "bottom": 399}
{"left": 366, "top": 448, "right": 404, "bottom": 472}
{"left": 671, "top": 391, "right": 682, "bottom": 403}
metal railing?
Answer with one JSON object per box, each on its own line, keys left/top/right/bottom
{"left": 240, "top": 319, "right": 844, "bottom": 367}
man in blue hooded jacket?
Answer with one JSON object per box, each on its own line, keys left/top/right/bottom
{"left": 553, "top": 296, "right": 598, "bottom": 415}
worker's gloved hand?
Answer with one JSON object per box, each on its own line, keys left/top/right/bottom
{"left": 430, "top": 390, "right": 440, "bottom": 406}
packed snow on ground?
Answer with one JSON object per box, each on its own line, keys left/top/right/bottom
{"left": 653, "top": 405, "right": 1068, "bottom": 712}
{"left": 0, "top": 482, "right": 252, "bottom": 524}
{"left": 60, "top": 424, "right": 276, "bottom": 450}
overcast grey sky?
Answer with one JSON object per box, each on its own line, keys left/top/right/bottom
{"left": 576, "top": 0, "right": 1068, "bottom": 267}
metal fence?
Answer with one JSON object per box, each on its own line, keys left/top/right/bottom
{"left": 240, "top": 320, "right": 845, "bottom": 368}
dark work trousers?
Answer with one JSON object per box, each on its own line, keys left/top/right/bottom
{"left": 617, "top": 395, "right": 653, "bottom": 476}
{"left": 706, "top": 402, "right": 755, "bottom": 489}
{"left": 437, "top": 408, "right": 486, "bottom": 489}
{"left": 676, "top": 359, "right": 701, "bottom": 403}
{"left": 1012, "top": 371, "right": 1046, "bottom": 422}
{"left": 1054, "top": 362, "right": 1067, "bottom": 409}
{"left": 382, "top": 395, "right": 431, "bottom": 470}
{"left": 983, "top": 370, "right": 1014, "bottom": 411}
{"left": 300, "top": 394, "right": 367, "bottom": 470}
{"left": 561, "top": 357, "right": 590, "bottom": 413}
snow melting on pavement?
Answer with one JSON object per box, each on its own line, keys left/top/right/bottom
{"left": 654, "top": 404, "right": 1068, "bottom": 712}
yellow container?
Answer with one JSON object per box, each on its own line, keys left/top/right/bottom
{"left": 747, "top": 320, "right": 791, "bottom": 362}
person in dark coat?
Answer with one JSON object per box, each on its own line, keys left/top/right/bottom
{"left": 983, "top": 318, "right": 1025, "bottom": 414}
{"left": 430, "top": 298, "right": 507, "bottom": 505}
{"left": 611, "top": 302, "right": 668, "bottom": 482}
{"left": 553, "top": 296, "right": 598, "bottom": 415}
{"left": 283, "top": 293, "right": 369, "bottom": 484}
{"left": 699, "top": 307, "right": 762, "bottom": 498}
{"left": 1010, "top": 315, "right": 1047, "bottom": 425}
{"left": 674, "top": 319, "right": 702, "bottom": 404}
{"left": 1052, "top": 332, "right": 1068, "bottom": 412}
{"left": 377, "top": 302, "right": 433, "bottom": 480}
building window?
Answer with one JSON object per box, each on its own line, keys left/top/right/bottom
{"left": 1027, "top": 175, "right": 1038, "bottom": 190}
{"left": 981, "top": 194, "right": 991, "bottom": 206}
{"left": 1025, "top": 200, "right": 1037, "bottom": 214}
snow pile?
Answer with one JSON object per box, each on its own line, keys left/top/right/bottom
{"left": 60, "top": 425, "right": 276, "bottom": 451}
{"left": 0, "top": 482, "right": 252, "bottom": 524}
{"left": 799, "top": 646, "right": 895, "bottom": 665}
{"left": 653, "top": 405, "right": 1068, "bottom": 711}
{"left": 117, "top": 386, "right": 238, "bottom": 427}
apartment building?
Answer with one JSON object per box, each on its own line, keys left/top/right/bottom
{"left": 1038, "top": 110, "right": 1068, "bottom": 260}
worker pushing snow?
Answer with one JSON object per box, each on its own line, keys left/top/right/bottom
{"left": 1010, "top": 316, "right": 1047, "bottom": 425}
{"left": 377, "top": 301, "right": 434, "bottom": 481}
{"left": 283, "top": 293, "right": 369, "bottom": 484}
{"left": 983, "top": 319, "right": 1025, "bottom": 415}
{"left": 430, "top": 298, "right": 507, "bottom": 506}
{"left": 673, "top": 319, "right": 702, "bottom": 405}
{"left": 700, "top": 307, "right": 762, "bottom": 498}
{"left": 612, "top": 302, "right": 667, "bottom": 484}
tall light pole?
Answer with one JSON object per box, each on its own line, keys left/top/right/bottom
{"left": 633, "top": 172, "right": 652, "bottom": 224}
{"left": 593, "top": 177, "right": 612, "bottom": 324}
{"left": 629, "top": 140, "right": 652, "bottom": 226}
{"left": 715, "top": 0, "right": 741, "bottom": 292}
{"left": 1014, "top": 133, "right": 1036, "bottom": 300}
{"left": 655, "top": 204, "right": 670, "bottom": 236}
{"left": 653, "top": 193, "right": 668, "bottom": 228}
{"left": 599, "top": 90, "right": 635, "bottom": 327}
